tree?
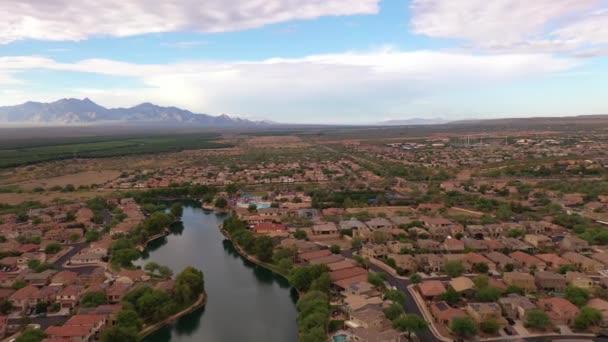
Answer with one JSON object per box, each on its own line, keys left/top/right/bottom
{"left": 480, "top": 318, "right": 500, "bottom": 334}
{"left": 69, "top": 233, "right": 81, "bottom": 242}
{"left": 574, "top": 306, "right": 602, "bottom": 330}
{"left": 393, "top": 314, "right": 427, "bottom": 340}
{"left": 409, "top": 273, "right": 422, "bottom": 284}
{"left": 0, "top": 300, "right": 12, "bottom": 314}
{"left": 290, "top": 265, "right": 328, "bottom": 292}
{"left": 116, "top": 309, "right": 143, "bottom": 331}
{"left": 330, "top": 245, "right": 341, "bottom": 254}
{"left": 144, "top": 262, "right": 160, "bottom": 273}
{"left": 100, "top": 327, "right": 139, "bottom": 342}
{"left": 383, "top": 303, "right": 404, "bottom": 320}
{"left": 214, "top": 197, "right": 228, "bottom": 209}
{"left": 505, "top": 285, "right": 525, "bottom": 295}
{"left": 351, "top": 237, "right": 363, "bottom": 249}
{"left": 80, "top": 291, "right": 108, "bottom": 308}
{"left": 15, "top": 328, "right": 47, "bottom": 342}
{"left": 450, "top": 317, "right": 478, "bottom": 338}
{"left": 475, "top": 286, "right": 501, "bottom": 302}
{"left": 525, "top": 309, "right": 550, "bottom": 330}
{"left": 445, "top": 261, "right": 465, "bottom": 277}
{"left": 175, "top": 267, "right": 205, "bottom": 304}
{"left": 158, "top": 265, "right": 173, "bottom": 278}
{"left": 440, "top": 287, "right": 460, "bottom": 305}
{"left": 254, "top": 236, "right": 274, "bottom": 262}
{"left": 85, "top": 230, "right": 101, "bottom": 243}
{"left": 294, "top": 229, "right": 307, "bottom": 240}
{"left": 473, "top": 274, "right": 489, "bottom": 288}
{"left": 385, "top": 289, "right": 405, "bottom": 305}
{"left": 473, "top": 262, "right": 489, "bottom": 273}
{"left": 565, "top": 286, "right": 590, "bottom": 307}
{"left": 12, "top": 280, "right": 27, "bottom": 290}
{"left": 225, "top": 184, "right": 239, "bottom": 196}
{"left": 170, "top": 203, "right": 183, "bottom": 219}
{"left": 44, "top": 243, "right": 62, "bottom": 254}
{"left": 367, "top": 272, "right": 385, "bottom": 288}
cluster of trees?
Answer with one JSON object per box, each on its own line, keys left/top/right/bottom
{"left": 382, "top": 289, "right": 427, "bottom": 340}
{"left": 144, "top": 262, "right": 173, "bottom": 278}
{"left": 296, "top": 291, "right": 331, "bottom": 342}
{"left": 223, "top": 216, "right": 275, "bottom": 263}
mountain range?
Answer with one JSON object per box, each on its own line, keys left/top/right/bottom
{"left": 0, "top": 98, "right": 265, "bottom": 126}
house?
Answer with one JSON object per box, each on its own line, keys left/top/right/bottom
{"left": 311, "top": 222, "right": 339, "bottom": 236}
{"left": 365, "top": 218, "right": 394, "bottom": 230}
{"left": 299, "top": 249, "right": 332, "bottom": 263}
{"left": 465, "top": 303, "right": 504, "bottom": 325}
{"left": 330, "top": 267, "right": 368, "bottom": 282}
{"left": 524, "top": 234, "right": 553, "bottom": 249}
{"left": 309, "top": 255, "right": 344, "bottom": 266}
{"left": 350, "top": 307, "right": 390, "bottom": 330}
{"left": 430, "top": 301, "right": 468, "bottom": 326}
{"left": 252, "top": 222, "right": 286, "bottom": 234}
{"left": 416, "top": 239, "right": 443, "bottom": 253}
{"left": 510, "top": 251, "right": 546, "bottom": 271}
{"left": 388, "top": 254, "right": 417, "bottom": 274}
{"left": 503, "top": 272, "right": 536, "bottom": 292}
{"left": 463, "top": 253, "right": 495, "bottom": 272}
{"left": 560, "top": 235, "right": 591, "bottom": 253}
{"left": 24, "top": 269, "right": 57, "bottom": 287}
{"left": 386, "top": 241, "right": 413, "bottom": 254}
{"left": 449, "top": 277, "right": 475, "bottom": 298}
{"left": 9, "top": 285, "right": 40, "bottom": 311}
{"left": 562, "top": 252, "right": 604, "bottom": 272}
{"left": 499, "top": 293, "right": 536, "bottom": 319}
{"left": 444, "top": 238, "right": 465, "bottom": 253}
{"left": 415, "top": 254, "right": 444, "bottom": 273}
{"left": 428, "top": 226, "right": 451, "bottom": 241}
{"left": 535, "top": 253, "right": 571, "bottom": 270}
{"left": 485, "top": 252, "right": 515, "bottom": 271}
{"left": 107, "top": 282, "right": 130, "bottom": 303}
{"left": 537, "top": 298, "right": 579, "bottom": 325}
{"left": 591, "top": 252, "right": 608, "bottom": 267}
{"left": 57, "top": 285, "right": 83, "bottom": 309}
{"left": 360, "top": 243, "right": 389, "bottom": 259}
{"left": 462, "top": 238, "right": 488, "bottom": 252}
{"left": 502, "top": 238, "right": 534, "bottom": 252}
{"left": 45, "top": 325, "right": 94, "bottom": 342}
{"left": 70, "top": 252, "right": 103, "bottom": 265}
{"left": 339, "top": 219, "right": 368, "bottom": 232}
{"left": 118, "top": 269, "right": 149, "bottom": 283}
{"left": 565, "top": 272, "right": 594, "bottom": 290}
{"left": 418, "top": 280, "right": 446, "bottom": 300}
{"left": 587, "top": 298, "right": 608, "bottom": 327}
{"left": 534, "top": 271, "right": 567, "bottom": 293}
{"left": 51, "top": 270, "right": 79, "bottom": 286}
{"left": 350, "top": 327, "right": 403, "bottom": 342}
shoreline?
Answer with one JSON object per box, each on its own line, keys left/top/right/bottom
{"left": 139, "top": 291, "right": 208, "bottom": 339}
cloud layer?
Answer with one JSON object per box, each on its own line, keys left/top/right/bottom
{"left": 0, "top": 0, "right": 380, "bottom": 43}
{"left": 0, "top": 49, "right": 578, "bottom": 122}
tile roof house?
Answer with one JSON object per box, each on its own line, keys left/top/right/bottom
{"left": 418, "top": 280, "right": 446, "bottom": 299}
{"left": 449, "top": 277, "right": 475, "bottom": 297}
{"left": 9, "top": 285, "right": 40, "bottom": 311}
{"left": 444, "top": 238, "right": 465, "bottom": 253}
{"left": 430, "top": 301, "right": 468, "bottom": 326}
{"left": 562, "top": 252, "right": 604, "bottom": 272}
{"left": 534, "top": 271, "right": 567, "bottom": 293}
{"left": 465, "top": 303, "right": 504, "bottom": 324}
{"left": 360, "top": 243, "right": 389, "bottom": 260}
{"left": 587, "top": 298, "right": 608, "bottom": 327}
{"left": 330, "top": 267, "right": 368, "bottom": 282}
{"left": 298, "top": 249, "right": 332, "bottom": 262}
{"left": 559, "top": 235, "right": 591, "bottom": 253}
{"left": 537, "top": 297, "right": 579, "bottom": 325}
{"left": 565, "top": 271, "right": 594, "bottom": 290}
{"left": 463, "top": 253, "right": 495, "bottom": 272}
{"left": 510, "top": 251, "right": 546, "bottom": 271}
{"left": 503, "top": 272, "right": 536, "bottom": 292}
{"left": 523, "top": 234, "right": 553, "bottom": 249}
{"left": 485, "top": 251, "right": 515, "bottom": 270}
{"left": 499, "top": 293, "right": 536, "bottom": 319}
{"left": 535, "top": 253, "right": 571, "bottom": 270}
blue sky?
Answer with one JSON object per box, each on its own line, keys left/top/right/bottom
{"left": 0, "top": 0, "right": 607, "bottom": 124}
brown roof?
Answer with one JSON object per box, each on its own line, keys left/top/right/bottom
{"left": 46, "top": 326, "right": 91, "bottom": 338}
{"left": 330, "top": 267, "right": 368, "bottom": 282}
{"left": 299, "top": 249, "right": 332, "bottom": 261}
{"left": 418, "top": 280, "right": 447, "bottom": 297}
{"left": 431, "top": 301, "right": 468, "bottom": 321}
{"left": 334, "top": 274, "right": 368, "bottom": 289}
{"left": 65, "top": 314, "right": 105, "bottom": 326}
{"left": 10, "top": 285, "right": 39, "bottom": 300}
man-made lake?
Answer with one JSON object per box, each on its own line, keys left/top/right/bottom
{"left": 137, "top": 204, "right": 298, "bottom": 342}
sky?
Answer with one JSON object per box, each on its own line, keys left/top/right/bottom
{"left": 0, "top": 0, "right": 607, "bottom": 124}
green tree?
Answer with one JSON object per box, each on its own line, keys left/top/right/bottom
{"left": 15, "top": 328, "right": 47, "bottom": 342}
{"left": 574, "top": 306, "right": 602, "bottom": 330}
{"left": 80, "top": 291, "right": 108, "bottom": 308}
{"left": 367, "top": 272, "right": 385, "bottom": 287}
{"left": 116, "top": 309, "right": 143, "bottom": 330}
{"left": 475, "top": 286, "right": 501, "bottom": 302}
{"left": 254, "top": 236, "right": 274, "bottom": 262}
{"left": 290, "top": 265, "right": 328, "bottom": 292}
{"left": 247, "top": 203, "right": 257, "bottom": 212}
{"left": 351, "top": 237, "right": 363, "bottom": 249}
{"left": 392, "top": 314, "right": 427, "bottom": 340}
{"left": 480, "top": 318, "right": 500, "bottom": 334}
{"left": 385, "top": 289, "right": 405, "bottom": 305}
{"left": 175, "top": 266, "right": 205, "bottom": 304}
{"left": 383, "top": 303, "right": 404, "bottom": 320}
{"left": 330, "top": 245, "right": 341, "bottom": 254}
{"left": 100, "top": 327, "right": 139, "bottom": 342}
{"left": 85, "top": 230, "right": 101, "bottom": 243}
{"left": 473, "top": 262, "right": 489, "bottom": 273}
{"left": 44, "top": 243, "right": 62, "bottom": 254}
{"left": 409, "top": 273, "right": 422, "bottom": 284}
{"left": 565, "top": 286, "right": 590, "bottom": 307}
{"left": 12, "top": 280, "right": 27, "bottom": 290}
{"left": 170, "top": 203, "right": 183, "bottom": 219}
{"left": 214, "top": 197, "right": 228, "bottom": 209}
{"left": 450, "top": 317, "right": 478, "bottom": 339}
{"left": 158, "top": 265, "right": 173, "bottom": 278}
{"left": 294, "top": 229, "right": 307, "bottom": 240}
{"left": 473, "top": 274, "right": 489, "bottom": 288}
{"left": 0, "top": 300, "right": 12, "bottom": 314}
{"left": 225, "top": 184, "right": 239, "bottom": 196}
{"left": 440, "top": 287, "right": 460, "bottom": 305}
{"left": 445, "top": 261, "right": 465, "bottom": 277}
{"left": 525, "top": 309, "right": 550, "bottom": 330}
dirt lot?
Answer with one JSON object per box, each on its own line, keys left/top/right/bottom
{"left": 247, "top": 136, "right": 310, "bottom": 148}
{"left": 0, "top": 189, "right": 113, "bottom": 205}
{"left": 15, "top": 170, "right": 122, "bottom": 190}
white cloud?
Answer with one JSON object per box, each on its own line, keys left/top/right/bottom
{"left": 0, "top": 0, "right": 380, "bottom": 44}
{"left": 0, "top": 49, "right": 579, "bottom": 122}
{"left": 410, "top": 0, "right": 607, "bottom": 53}
{"left": 161, "top": 40, "right": 208, "bottom": 49}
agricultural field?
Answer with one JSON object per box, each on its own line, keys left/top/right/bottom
{"left": 0, "top": 133, "right": 232, "bottom": 168}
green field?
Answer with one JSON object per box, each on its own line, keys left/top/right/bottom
{"left": 0, "top": 133, "right": 232, "bottom": 168}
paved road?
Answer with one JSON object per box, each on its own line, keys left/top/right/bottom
{"left": 8, "top": 315, "right": 68, "bottom": 330}
{"left": 52, "top": 242, "right": 100, "bottom": 275}
{"left": 341, "top": 248, "right": 604, "bottom": 342}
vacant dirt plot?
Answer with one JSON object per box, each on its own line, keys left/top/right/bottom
{"left": 16, "top": 170, "right": 121, "bottom": 190}
{"left": 346, "top": 206, "right": 415, "bottom": 216}
{"left": 247, "top": 136, "right": 310, "bottom": 148}
{"left": 0, "top": 190, "right": 110, "bottom": 205}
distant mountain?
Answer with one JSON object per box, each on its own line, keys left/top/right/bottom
{"left": 379, "top": 118, "right": 447, "bottom": 126}
{"left": 0, "top": 98, "right": 267, "bottom": 126}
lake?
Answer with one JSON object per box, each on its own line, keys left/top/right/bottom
{"left": 138, "top": 203, "right": 298, "bottom": 342}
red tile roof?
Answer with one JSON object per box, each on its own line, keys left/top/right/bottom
{"left": 330, "top": 267, "right": 368, "bottom": 281}
{"left": 418, "top": 280, "right": 447, "bottom": 297}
